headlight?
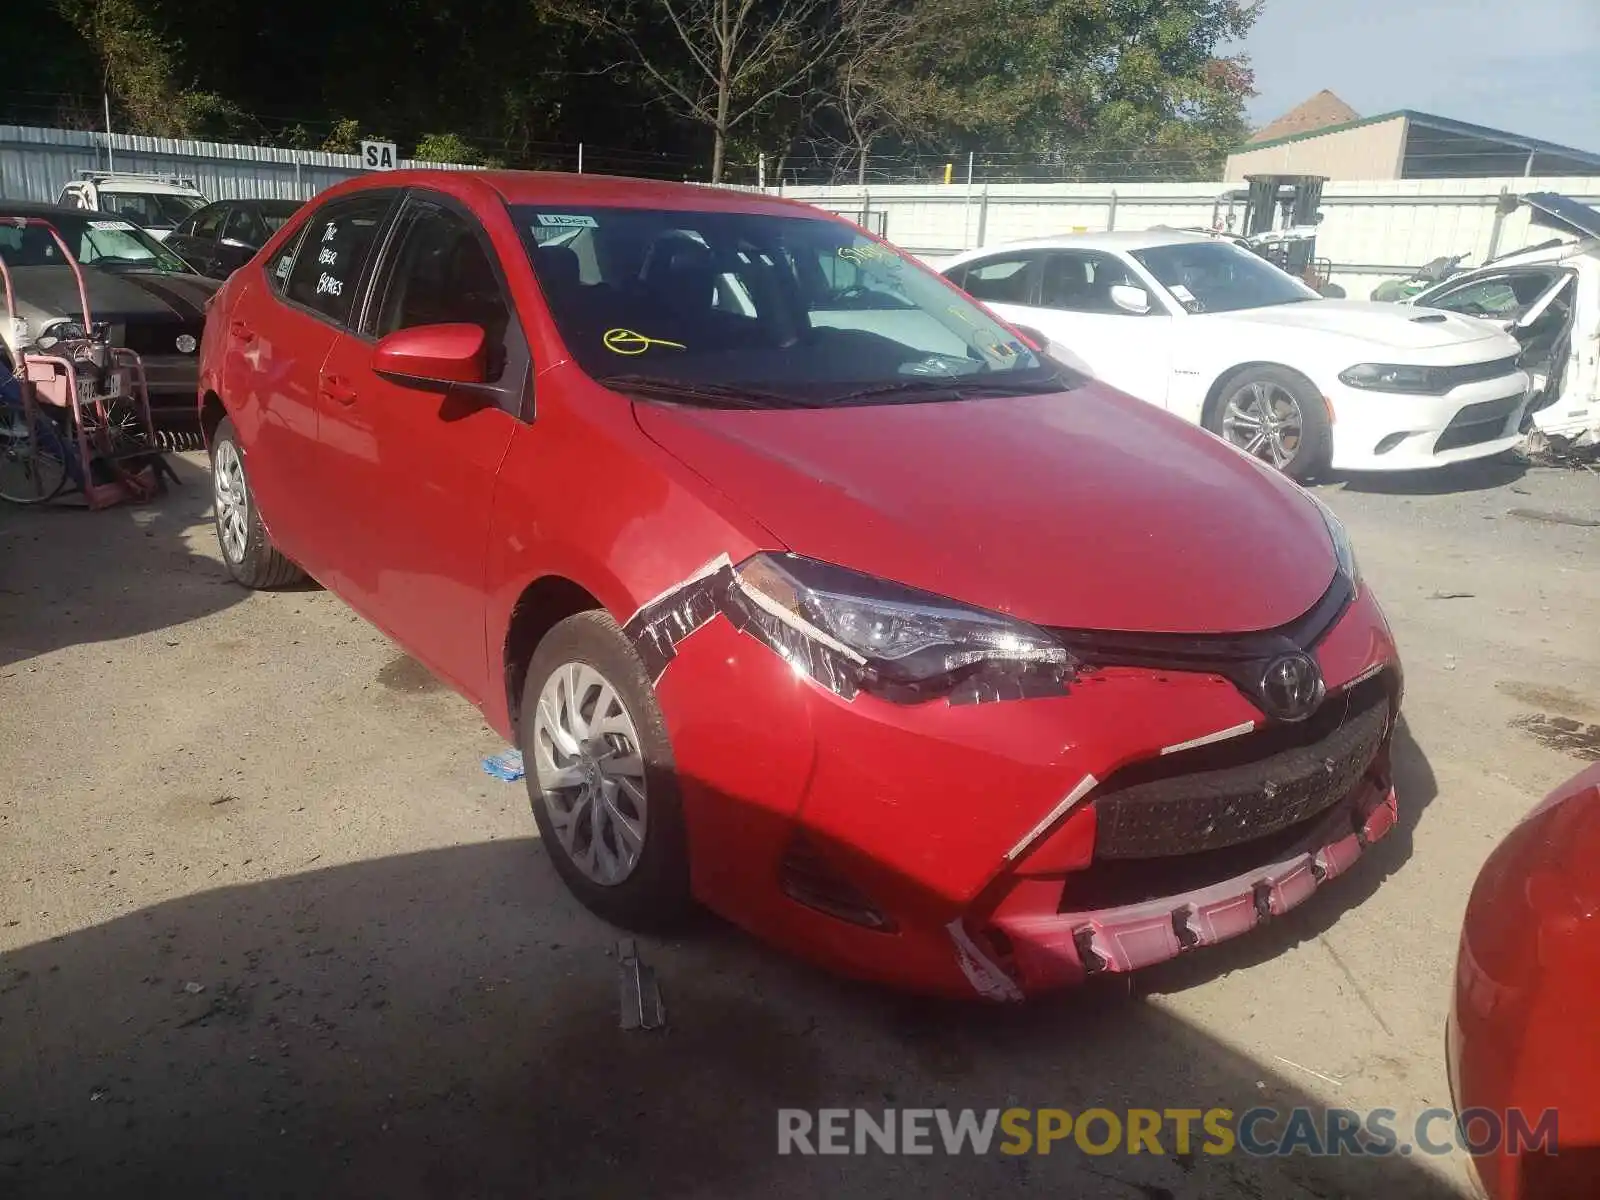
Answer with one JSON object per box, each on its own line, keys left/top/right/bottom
{"left": 732, "top": 553, "right": 1076, "bottom": 702}
{"left": 1307, "top": 494, "right": 1359, "bottom": 584}
{"left": 1338, "top": 363, "right": 1446, "bottom": 394}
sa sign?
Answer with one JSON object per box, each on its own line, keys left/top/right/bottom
{"left": 360, "top": 140, "right": 398, "bottom": 171}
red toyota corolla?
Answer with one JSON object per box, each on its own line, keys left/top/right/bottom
{"left": 198, "top": 170, "right": 1402, "bottom": 999}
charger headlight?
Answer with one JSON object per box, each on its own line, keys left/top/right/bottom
{"left": 1339, "top": 363, "right": 1445, "bottom": 394}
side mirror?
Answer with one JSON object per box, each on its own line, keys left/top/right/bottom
{"left": 373, "top": 323, "right": 487, "bottom": 388}
{"left": 1109, "top": 285, "right": 1152, "bottom": 315}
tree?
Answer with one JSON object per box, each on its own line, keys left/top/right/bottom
{"left": 823, "top": 0, "right": 1257, "bottom": 181}
{"left": 819, "top": 0, "right": 932, "bottom": 184}
{"left": 562, "top": 0, "right": 843, "bottom": 182}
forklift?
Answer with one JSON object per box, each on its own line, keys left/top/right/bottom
{"left": 1211, "top": 175, "right": 1342, "bottom": 296}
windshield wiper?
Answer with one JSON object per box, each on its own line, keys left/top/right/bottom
{"left": 599, "top": 373, "right": 803, "bottom": 409}
{"left": 826, "top": 371, "right": 1077, "bottom": 405}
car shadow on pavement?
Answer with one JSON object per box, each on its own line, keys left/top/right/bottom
{"left": 0, "top": 453, "right": 249, "bottom": 668}
{"left": 3, "top": 789, "right": 1458, "bottom": 1199}
{"left": 1137, "top": 716, "right": 1438, "bottom": 995}
{"left": 1328, "top": 456, "right": 1527, "bottom": 496}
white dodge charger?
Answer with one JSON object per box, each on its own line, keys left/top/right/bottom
{"left": 939, "top": 231, "right": 1531, "bottom": 480}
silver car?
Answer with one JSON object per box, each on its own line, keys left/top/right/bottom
{"left": 0, "top": 203, "right": 217, "bottom": 419}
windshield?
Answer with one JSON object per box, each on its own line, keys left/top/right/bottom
{"left": 514, "top": 205, "right": 1078, "bottom": 407}
{"left": 98, "top": 190, "right": 205, "bottom": 229}
{"left": 1131, "top": 240, "right": 1319, "bottom": 314}
{"left": 0, "top": 214, "right": 193, "bottom": 274}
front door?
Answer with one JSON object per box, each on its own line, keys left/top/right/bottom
{"left": 313, "top": 193, "right": 527, "bottom": 702}
{"left": 1029, "top": 250, "right": 1174, "bottom": 405}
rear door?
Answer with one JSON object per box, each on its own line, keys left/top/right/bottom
{"left": 946, "top": 252, "right": 1046, "bottom": 335}
{"left": 222, "top": 191, "right": 396, "bottom": 576}
{"left": 313, "top": 192, "right": 526, "bottom": 699}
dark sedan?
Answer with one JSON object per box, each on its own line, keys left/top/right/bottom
{"left": 0, "top": 201, "right": 217, "bottom": 420}
{"left": 167, "top": 199, "right": 305, "bottom": 280}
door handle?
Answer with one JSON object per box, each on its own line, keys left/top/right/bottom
{"left": 319, "top": 373, "right": 358, "bottom": 406}
{"left": 228, "top": 319, "right": 255, "bottom": 343}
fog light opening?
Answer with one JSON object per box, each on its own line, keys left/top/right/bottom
{"left": 778, "top": 837, "right": 896, "bottom": 932}
{"left": 1373, "top": 431, "right": 1412, "bottom": 455}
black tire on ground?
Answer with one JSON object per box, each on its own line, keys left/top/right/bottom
{"left": 209, "top": 416, "right": 306, "bottom": 588}
{"left": 519, "top": 610, "right": 693, "bottom": 930}
{"left": 1207, "top": 365, "right": 1332, "bottom": 483}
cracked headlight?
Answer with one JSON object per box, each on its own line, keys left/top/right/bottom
{"left": 733, "top": 553, "right": 1076, "bottom": 702}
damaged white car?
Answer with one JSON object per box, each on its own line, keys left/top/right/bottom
{"left": 1408, "top": 192, "right": 1600, "bottom": 444}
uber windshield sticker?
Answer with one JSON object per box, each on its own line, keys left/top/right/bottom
{"left": 1169, "top": 284, "right": 1197, "bottom": 304}
{"left": 88, "top": 220, "right": 135, "bottom": 231}
{"left": 536, "top": 214, "right": 599, "bottom": 229}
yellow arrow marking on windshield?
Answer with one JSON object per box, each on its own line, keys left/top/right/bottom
{"left": 603, "top": 328, "right": 687, "bottom": 355}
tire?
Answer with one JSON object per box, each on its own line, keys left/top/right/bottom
{"left": 209, "top": 416, "right": 305, "bottom": 588}
{"left": 520, "top": 610, "right": 692, "bottom": 930}
{"left": 1207, "top": 366, "right": 1331, "bottom": 483}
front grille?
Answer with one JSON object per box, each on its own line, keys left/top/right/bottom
{"left": 1438, "top": 356, "right": 1519, "bottom": 389}
{"left": 1434, "top": 393, "right": 1524, "bottom": 453}
{"left": 122, "top": 319, "right": 198, "bottom": 358}
{"left": 1093, "top": 692, "right": 1390, "bottom": 860}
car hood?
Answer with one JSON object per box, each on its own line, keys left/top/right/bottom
{"left": 7, "top": 265, "right": 215, "bottom": 325}
{"left": 1214, "top": 299, "right": 1506, "bottom": 351}
{"left": 634, "top": 382, "right": 1336, "bottom": 633}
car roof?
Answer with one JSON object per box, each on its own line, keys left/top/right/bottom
{"left": 945, "top": 229, "right": 1221, "bottom": 261}
{"left": 0, "top": 201, "right": 97, "bottom": 219}
{"left": 309, "top": 168, "right": 828, "bottom": 219}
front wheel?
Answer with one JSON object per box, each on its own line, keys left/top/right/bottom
{"left": 520, "top": 610, "right": 692, "bottom": 930}
{"left": 1208, "top": 367, "right": 1331, "bottom": 482}
{"left": 209, "top": 416, "right": 306, "bottom": 588}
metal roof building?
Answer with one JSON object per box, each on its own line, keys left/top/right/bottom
{"left": 1226, "top": 96, "right": 1600, "bottom": 181}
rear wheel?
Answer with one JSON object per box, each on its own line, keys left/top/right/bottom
{"left": 1209, "top": 366, "right": 1331, "bottom": 482}
{"left": 210, "top": 416, "right": 305, "bottom": 588}
{"left": 520, "top": 610, "right": 692, "bottom": 930}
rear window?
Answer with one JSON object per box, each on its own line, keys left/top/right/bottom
{"left": 285, "top": 196, "right": 392, "bottom": 324}
{"left": 97, "top": 191, "right": 205, "bottom": 229}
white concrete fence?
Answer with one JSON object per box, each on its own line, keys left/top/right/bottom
{"left": 777, "top": 177, "right": 1600, "bottom": 298}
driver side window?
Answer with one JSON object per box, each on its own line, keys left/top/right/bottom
{"left": 369, "top": 198, "right": 528, "bottom": 411}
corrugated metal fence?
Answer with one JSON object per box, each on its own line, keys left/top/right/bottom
{"left": 5, "top": 124, "right": 1598, "bottom": 299}
{"left": 0, "top": 123, "right": 473, "bottom": 205}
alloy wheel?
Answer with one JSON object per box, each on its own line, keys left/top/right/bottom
{"left": 532, "top": 662, "right": 649, "bottom": 886}
{"left": 213, "top": 440, "right": 249, "bottom": 563}
{"left": 1222, "top": 380, "right": 1304, "bottom": 469}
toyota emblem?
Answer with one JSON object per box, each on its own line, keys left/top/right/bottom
{"left": 1259, "top": 653, "right": 1324, "bottom": 722}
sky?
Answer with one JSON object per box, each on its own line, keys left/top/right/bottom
{"left": 1236, "top": 0, "right": 1600, "bottom": 152}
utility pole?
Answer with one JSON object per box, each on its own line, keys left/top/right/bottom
{"left": 577, "top": 143, "right": 584, "bottom": 174}
{"left": 103, "top": 93, "right": 115, "bottom": 171}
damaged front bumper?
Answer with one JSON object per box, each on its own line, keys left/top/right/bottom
{"left": 983, "top": 781, "right": 1397, "bottom": 994}
{"left": 642, "top": 560, "right": 1402, "bottom": 1000}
